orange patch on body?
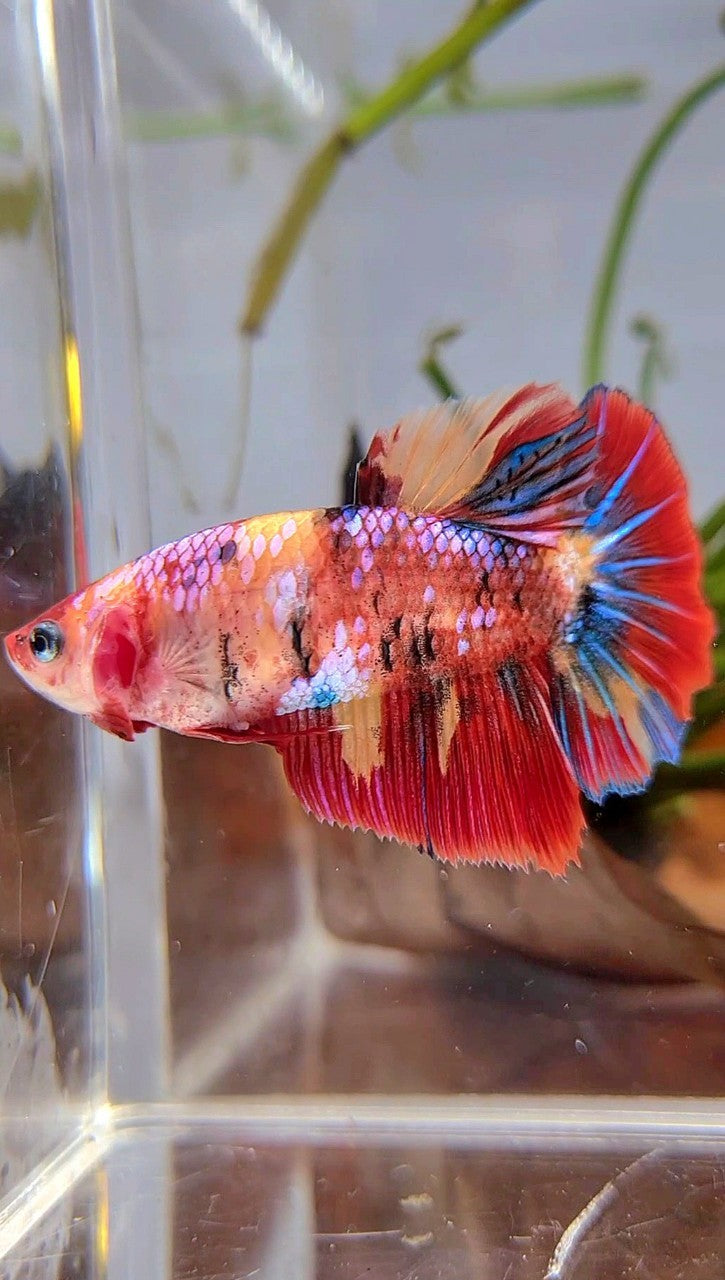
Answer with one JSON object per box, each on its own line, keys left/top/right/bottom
{"left": 335, "top": 690, "right": 384, "bottom": 779}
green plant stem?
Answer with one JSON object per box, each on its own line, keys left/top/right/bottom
{"left": 420, "top": 325, "right": 463, "bottom": 400}
{"left": 700, "top": 499, "right": 725, "bottom": 549}
{"left": 650, "top": 749, "right": 725, "bottom": 798}
{"left": 583, "top": 65, "right": 725, "bottom": 389}
{"left": 421, "top": 356, "right": 460, "bottom": 400}
{"left": 126, "top": 101, "right": 298, "bottom": 145}
{"left": 415, "top": 72, "right": 646, "bottom": 115}
{"left": 344, "top": 0, "right": 538, "bottom": 146}
{"left": 130, "top": 72, "right": 645, "bottom": 148}
{"left": 242, "top": 134, "right": 342, "bottom": 335}
{"left": 691, "top": 681, "right": 725, "bottom": 738}
{"left": 240, "top": 0, "right": 538, "bottom": 335}
{"left": 638, "top": 345, "right": 658, "bottom": 406}
{"left": 706, "top": 565, "right": 725, "bottom": 611}
{"left": 629, "top": 313, "right": 671, "bottom": 406}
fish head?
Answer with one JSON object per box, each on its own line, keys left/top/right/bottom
{"left": 4, "top": 574, "right": 145, "bottom": 740}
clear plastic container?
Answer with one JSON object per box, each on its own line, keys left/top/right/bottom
{"left": 0, "top": 2, "right": 723, "bottom": 1277}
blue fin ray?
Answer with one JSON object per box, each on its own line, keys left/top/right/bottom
{"left": 472, "top": 421, "right": 596, "bottom": 517}
{"left": 599, "top": 553, "right": 689, "bottom": 573}
{"left": 593, "top": 495, "right": 675, "bottom": 555}
{"left": 594, "top": 581, "right": 693, "bottom": 617}
{"left": 584, "top": 426, "right": 655, "bottom": 530}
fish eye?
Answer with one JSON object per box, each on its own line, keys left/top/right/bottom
{"left": 29, "top": 620, "right": 64, "bottom": 663}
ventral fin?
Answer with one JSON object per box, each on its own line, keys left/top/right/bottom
{"left": 275, "top": 668, "right": 584, "bottom": 874}
{"left": 356, "top": 383, "right": 596, "bottom": 545}
{"left": 187, "top": 708, "right": 337, "bottom": 747}
{"left": 90, "top": 704, "right": 136, "bottom": 741}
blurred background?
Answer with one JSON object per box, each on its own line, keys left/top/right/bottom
{"left": 124, "top": 0, "right": 725, "bottom": 535}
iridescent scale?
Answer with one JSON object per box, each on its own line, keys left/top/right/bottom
{"left": 124, "top": 504, "right": 551, "bottom": 722}
{"left": 130, "top": 515, "right": 305, "bottom": 615}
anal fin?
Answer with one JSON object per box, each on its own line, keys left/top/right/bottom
{"left": 277, "top": 669, "right": 583, "bottom": 873}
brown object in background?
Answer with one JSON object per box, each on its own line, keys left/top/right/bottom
{"left": 0, "top": 452, "right": 82, "bottom": 959}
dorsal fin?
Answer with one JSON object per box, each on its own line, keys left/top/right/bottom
{"left": 356, "top": 383, "right": 597, "bottom": 545}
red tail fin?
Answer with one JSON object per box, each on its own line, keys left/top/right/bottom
{"left": 551, "top": 386, "right": 714, "bottom": 802}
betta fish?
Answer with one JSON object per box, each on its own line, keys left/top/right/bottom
{"left": 4, "top": 384, "right": 714, "bottom": 873}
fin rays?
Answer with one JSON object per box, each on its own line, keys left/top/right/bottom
{"left": 550, "top": 385, "right": 713, "bottom": 802}
{"left": 277, "top": 671, "right": 583, "bottom": 872}
{"left": 356, "top": 383, "right": 582, "bottom": 531}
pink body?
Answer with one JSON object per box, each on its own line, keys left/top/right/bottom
{"left": 6, "top": 505, "right": 575, "bottom": 742}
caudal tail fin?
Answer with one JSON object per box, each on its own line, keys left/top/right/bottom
{"left": 268, "top": 382, "right": 711, "bottom": 873}
{"left": 551, "top": 385, "right": 714, "bottom": 803}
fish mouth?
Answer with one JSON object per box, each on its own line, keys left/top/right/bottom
{"left": 3, "top": 630, "right": 39, "bottom": 693}
{"left": 3, "top": 630, "right": 23, "bottom": 666}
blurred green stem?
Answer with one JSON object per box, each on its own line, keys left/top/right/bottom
{"left": 688, "top": 492, "right": 725, "bottom": 744}
{"left": 630, "top": 314, "right": 672, "bottom": 407}
{"left": 126, "top": 72, "right": 645, "bottom": 147}
{"left": 691, "top": 681, "right": 725, "bottom": 739}
{"left": 700, "top": 499, "right": 725, "bottom": 550}
{"left": 414, "top": 72, "right": 646, "bottom": 115}
{"left": 706, "top": 566, "right": 725, "bottom": 611}
{"left": 240, "top": 0, "right": 538, "bottom": 335}
{"left": 650, "top": 749, "right": 725, "bottom": 798}
{"left": 420, "top": 326, "right": 463, "bottom": 399}
{"left": 583, "top": 65, "right": 725, "bottom": 389}
{"left": 422, "top": 355, "right": 460, "bottom": 401}
{"left": 126, "top": 100, "right": 298, "bottom": 145}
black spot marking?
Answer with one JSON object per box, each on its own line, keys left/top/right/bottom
{"left": 290, "top": 610, "right": 312, "bottom": 678}
{"left": 417, "top": 840, "right": 438, "bottom": 861}
{"left": 409, "top": 633, "right": 424, "bottom": 668}
{"left": 380, "top": 637, "right": 393, "bottom": 672}
{"left": 408, "top": 621, "right": 437, "bottom": 669}
{"left": 422, "top": 621, "right": 436, "bottom": 663}
{"left": 391, "top": 615, "right": 403, "bottom": 639}
{"left": 340, "top": 426, "right": 364, "bottom": 506}
{"left": 475, "top": 569, "right": 490, "bottom": 605}
{"left": 457, "top": 685, "right": 479, "bottom": 723}
{"left": 496, "top": 660, "right": 525, "bottom": 721}
{"left": 323, "top": 507, "right": 348, "bottom": 556}
{"left": 372, "top": 591, "right": 382, "bottom": 617}
{"left": 221, "top": 539, "right": 236, "bottom": 563}
{"left": 414, "top": 638, "right": 428, "bottom": 669}
{"left": 496, "top": 658, "right": 534, "bottom": 724}
{"left": 513, "top": 589, "right": 523, "bottom": 613}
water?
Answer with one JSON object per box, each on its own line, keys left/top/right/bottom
{"left": 5, "top": 1110, "right": 725, "bottom": 1279}
{"left": 0, "top": 0, "right": 723, "bottom": 1275}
